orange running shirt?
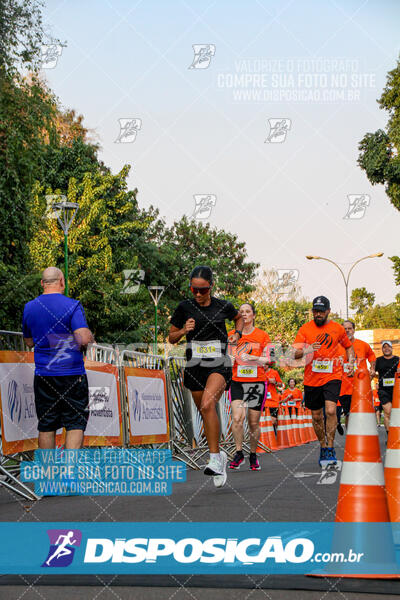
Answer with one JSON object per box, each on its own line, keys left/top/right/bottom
{"left": 228, "top": 327, "right": 271, "bottom": 382}
{"left": 339, "top": 338, "right": 376, "bottom": 396}
{"left": 293, "top": 320, "right": 352, "bottom": 387}
{"left": 373, "top": 389, "right": 380, "bottom": 407}
{"left": 263, "top": 368, "right": 283, "bottom": 407}
{"left": 281, "top": 387, "right": 303, "bottom": 406}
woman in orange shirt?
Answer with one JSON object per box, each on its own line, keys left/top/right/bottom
{"left": 228, "top": 303, "right": 271, "bottom": 471}
{"left": 281, "top": 378, "right": 303, "bottom": 415}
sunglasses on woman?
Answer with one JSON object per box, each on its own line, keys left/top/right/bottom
{"left": 190, "top": 286, "right": 211, "bottom": 295}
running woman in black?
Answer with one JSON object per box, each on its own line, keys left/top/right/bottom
{"left": 168, "top": 266, "right": 244, "bottom": 487}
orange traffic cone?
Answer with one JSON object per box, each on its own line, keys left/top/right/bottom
{"left": 276, "top": 406, "right": 290, "bottom": 449}
{"left": 384, "top": 366, "right": 400, "bottom": 522}
{"left": 284, "top": 405, "right": 297, "bottom": 447}
{"left": 307, "top": 409, "right": 318, "bottom": 442}
{"left": 298, "top": 405, "right": 309, "bottom": 444}
{"left": 291, "top": 407, "right": 302, "bottom": 446}
{"left": 310, "top": 364, "right": 399, "bottom": 579}
{"left": 336, "top": 366, "right": 389, "bottom": 522}
{"left": 265, "top": 408, "right": 278, "bottom": 451}
{"left": 256, "top": 414, "right": 272, "bottom": 453}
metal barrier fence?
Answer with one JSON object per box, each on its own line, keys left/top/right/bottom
{"left": 0, "top": 330, "right": 29, "bottom": 352}
{"left": 0, "top": 331, "right": 38, "bottom": 500}
{"left": 86, "top": 343, "right": 119, "bottom": 365}
{"left": 0, "top": 332, "right": 271, "bottom": 493}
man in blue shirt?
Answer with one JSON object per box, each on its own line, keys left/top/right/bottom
{"left": 22, "top": 267, "right": 94, "bottom": 449}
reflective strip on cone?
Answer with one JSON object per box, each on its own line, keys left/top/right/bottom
{"left": 340, "top": 461, "right": 385, "bottom": 486}
{"left": 389, "top": 407, "right": 400, "bottom": 427}
{"left": 385, "top": 448, "right": 400, "bottom": 469}
{"left": 347, "top": 413, "right": 380, "bottom": 436}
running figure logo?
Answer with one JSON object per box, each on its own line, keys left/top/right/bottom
{"left": 115, "top": 118, "right": 142, "bottom": 143}
{"left": 189, "top": 45, "right": 216, "bottom": 69}
{"left": 273, "top": 269, "right": 299, "bottom": 293}
{"left": 343, "top": 194, "right": 370, "bottom": 219}
{"left": 265, "top": 119, "right": 291, "bottom": 143}
{"left": 192, "top": 195, "right": 217, "bottom": 219}
{"left": 42, "top": 529, "right": 82, "bottom": 567}
{"left": 244, "top": 384, "right": 263, "bottom": 403}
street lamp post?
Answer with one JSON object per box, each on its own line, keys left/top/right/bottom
{"left": 53, "top": 201, "right": 79, "bottom": 296}
{"left": 148, "top": 286, "right": 165, "bottom": 355}
{"left": 306, "top": 253, "right": 384, "bottom": 319}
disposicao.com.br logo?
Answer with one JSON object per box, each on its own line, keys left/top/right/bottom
{"left": 81, "top": 536, "right": 362, "bottom": 565}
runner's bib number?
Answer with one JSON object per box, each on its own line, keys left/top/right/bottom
{"left": 312, "top": 359, "right": 333, "bottom": 373}
{"left": 383, "top": 378, "right": 395, "bottom": 387}
{"left": 343, "top": 362, "right": 353, "bottom": 374}
{"left": 237, "top": 365, "right": 257, "bottom": 378}
{"left": 287, "top": 400, "right": 296, "bottom": 406}
{"left": 266, "top": 392, "right": 272, "bottom": 399}
{"left": 192, "top": 340, "right": 221, "bottom": 358}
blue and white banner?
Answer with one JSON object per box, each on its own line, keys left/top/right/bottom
{"left": 0, "top": 523, "right": 399, "bottom": 575}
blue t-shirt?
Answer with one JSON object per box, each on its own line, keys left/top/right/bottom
{"left": 22, "top": 294, "right": 89, "bottom": 376}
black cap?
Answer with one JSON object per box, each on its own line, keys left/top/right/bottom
{"left": 312, "top": 296, "right": 330, "bottom": 310}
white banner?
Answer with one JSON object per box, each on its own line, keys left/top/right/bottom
{"left": 0, "top": 363, "right": 119, "bottom": 441}
{"left": 0, "top": 363, "right": 38, "bottom": 442}
{"left": 127, "top": 375, "right": 167, "bottom": 436}
{"left": 86, "top": 370, "right": 120, "bottom": 437}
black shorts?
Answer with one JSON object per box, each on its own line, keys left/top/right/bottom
{"left": 183, "top": 365, "right": 232, "bottom": 392}
{"left": 374, "top": 404, "right": 383, "bottom": 412}
{"left": 378, "top": 390, "right": 393, "bottom": 406}
{"left": 304, "top": 380, "right": 341, "bottom": 411}
{"left": 230, "top": 381, "right": 266, "bottom": 411}
{"left": 269, "top": 407, "right": 278, "bottom": 418}
{"left": 339, "top": 394, "right": 352, "bottom": 416}
{"left": 34, "top": 374, "right": 89, "bottom": 432}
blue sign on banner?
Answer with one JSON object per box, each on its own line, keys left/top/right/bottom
{"left": 19, "top": 449, "right": 186, "bottom": 496}
{"left": 0, "top": 523, "right": 399, "bottom": 575}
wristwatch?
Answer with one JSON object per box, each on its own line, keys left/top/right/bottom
{"left": 235, "top": 329, "right": 242, "bottom": 338}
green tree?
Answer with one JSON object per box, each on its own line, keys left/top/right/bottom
{"left": 254, "top": 299, "right": 311, "bottom": 346}
{"left": 0, "top": 1, "right": 64, "bottom": 329}
{"left": 350, "top": 287, "right": 375, "bottom": 314}
{"left": 28, "top": 165, "right": 161, "bottom": 344}
{"left": 0, "top": 0, "right": 45, "bottom": 73}
{"left": 361, "top": 303, "right": 399, "bottom": 329}
{"left": 358, "top": 57, "right": 400, "bottom": 304}
{"left": 160, "top": 216, "right": 259, "bottom": 301}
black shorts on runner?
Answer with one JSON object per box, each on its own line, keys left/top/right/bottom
{"left": 303, "top": 380, "right": 341, "bottom": 411}
{"left": 378, "top": 390, "right": 393, "bottom": 406}
{"left": 230, "top": 381, "right": 266, "bottom": 411}
{"left": 34, "top": 374, "right": 89, "bottom": 432}
{"left": 269, "top": 407, "right": 278, "bottom": 418}
{"left": 183, "top": 365, "right": 232, "bottom": 392}
{"left": 374, "top": 404, "right": 383, "bottom": 412}
{"left": 339, "top": 394, "right": 352, "bottom": 416}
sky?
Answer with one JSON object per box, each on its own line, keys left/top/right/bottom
{"left": 41, "top": 0, "right": 400, "bottom": 317}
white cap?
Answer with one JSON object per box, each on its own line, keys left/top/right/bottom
{"left": 381, "top": 340, "right": 392, "bottom": 348}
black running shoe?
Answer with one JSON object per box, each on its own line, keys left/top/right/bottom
{"left": 229, "top": 451, "right": 244, "bottom": 470}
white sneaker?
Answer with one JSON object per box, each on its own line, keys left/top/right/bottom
{"left": 213, "top": 451, "right": 227, "bottom": 488}
{"left": 204, "top": 454, "right": 223, "bottom": 476}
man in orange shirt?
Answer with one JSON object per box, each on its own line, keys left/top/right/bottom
{"left": 263, "top": 365, "right": 284, "bottom": 431}
{"left": 337, "top": 320, "right": 376, "bottom": 434}
{"left": 281, "top": 378, "right": 303, "bottom": 415}
{"left": 292, "top": 296, "right": 355, "bottom": 466}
